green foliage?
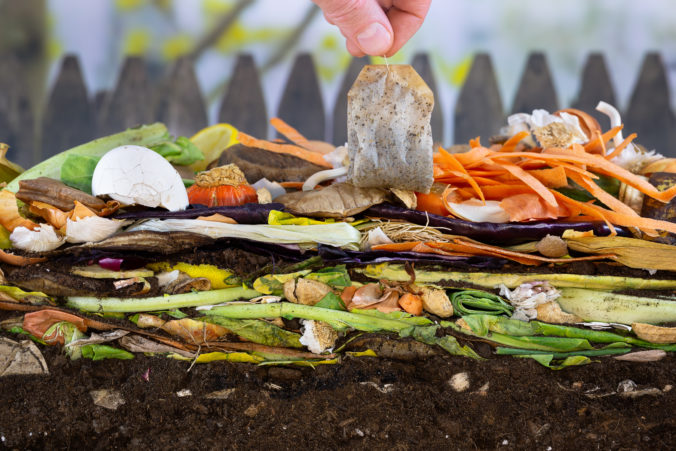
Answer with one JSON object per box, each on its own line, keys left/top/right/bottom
{"left": 314, "top": 292, "right": 347, "bottom": 311}
{"left": 81, "top": 344, "right": 134, "bottom": 361}
{"left": 150, "top": 136, "right": 204, "bottom": 166}
{"left": 60, "top": 154, "right": 99, "bottom": 193}
{"left": 204, "top": 316, "right": 303, "bottom": 348}
{"left": 450, "top": 290, "right": 514, "bottom": 316}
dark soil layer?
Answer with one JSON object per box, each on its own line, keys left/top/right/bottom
{"left": 1, "top": 334, "right": 674, "bottom": 450}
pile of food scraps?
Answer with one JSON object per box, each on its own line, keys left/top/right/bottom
{"left": 0, "top": 65, "right": 675, "bottom": 370}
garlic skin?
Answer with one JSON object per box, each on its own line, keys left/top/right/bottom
{"left": 500, "top": 281, "right": 561, "bottom": 321}
{"left": 503, "top": 109, "right": 588, "bottom": 146}
{"left": 299, "top": 320, "right": 338, "bottom": 354}
{"left": 10, "top": 225, "right": 65, "bottom": 252}
{"left": 91, "top": 145, "right": 188, "bottom": 211}
{"left": 65, "top": 216, "right": 129, "bottom": 244}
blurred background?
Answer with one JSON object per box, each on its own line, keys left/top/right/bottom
{"left": 2, "top": 0, "right": 676, "bottom": 163}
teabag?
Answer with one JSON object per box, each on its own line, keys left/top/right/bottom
{"left": 347, "top": 65, "right": 434, "bottom": 193}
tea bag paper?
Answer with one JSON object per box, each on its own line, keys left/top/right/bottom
{"left": 347, "top": 65, "right": 434, "bottom": 193}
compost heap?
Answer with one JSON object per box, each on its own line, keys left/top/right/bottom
{"left": 1, "top": 82, "right": 676, "bottom": 370}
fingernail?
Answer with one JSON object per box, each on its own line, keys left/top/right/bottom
{"left": 357, "top": 23, "right": 391, "bottom": 55}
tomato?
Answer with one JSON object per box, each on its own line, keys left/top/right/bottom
{"left": 187, "top": 184, "right": 257, "bottom": 207}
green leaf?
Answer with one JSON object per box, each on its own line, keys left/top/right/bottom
{"left": 520, "top": 354, "right": 591, "bottom": 370}
{"left": 0, "top": 285, "right": 51, "bottom": 304}
{"left": 452, "top": 316, "right": 593, "bottom": 352}
{"left": 460, "top": 314, "right": 536, "bottom": 337}
{"left": 496, "top": 346, "right": 631, "bottom": 359}
{"left": 150, "top": 136, "right": 204, "bottom": 166}
{"left": 5, "top": 123, "right": 169, "bottom": 193}
{"left": 204, "top": 316, "right": 303, "bottom": 348}
{"left": 351, "top": 309, "right": 433, "bottom": 326}
{"left": 0, "top": 225, "right": 11, "bottom": 249}
{"left": 253, "top": 270, "right": 312, "bottom": 295}
{"left": 60, "top": 154, "right": 100, "bottom": 193}
{"left": 315, "top": 292, "right": 347, "bottom": 311}
{"left": 80, "top": 344, "right": 134, "bottom": 361}
{"left": 450, "top": 290, "right": 514, "bottom": 316}
{"left": 400, "top": 325, "right": 481, "bottom": 359}
{"left": 306, "top": 265, "right": 351, "bottom": 287}
{"left": 7, "top": 326, "right": 46, "bottom": 345}
{"left": 158, "top": 309, "right": 188, "bottom": 319}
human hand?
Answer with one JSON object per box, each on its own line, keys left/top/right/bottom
{"left": 312, "top": 0, "right": 431, "bottom": 57}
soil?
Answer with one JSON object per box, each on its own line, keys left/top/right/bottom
{"left": 1, "top": 326, "right": 675, "bottom": 450}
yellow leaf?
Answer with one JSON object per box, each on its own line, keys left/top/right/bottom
{"left": 147, "top": 261, "right": 238, "bottom": 289}
{"left": 124, "top": 29, "right": 151, "bottom": 55}
{"left": 195, "top": 351, "right": 262, "bottom": 363}
{"left": 346, "top": 349, "right": 377, "bottom": 358}
{"left": 162, "top": 34, "right": 193, "bottom": 61}
{"left": 450, "top": 55, "right": 472, "bottom": 87}
{"left": 203, "top": 0, "right": 234, "bottom": 17}
{"left": 116, "top": 0, "right": 144, "bottom": 12}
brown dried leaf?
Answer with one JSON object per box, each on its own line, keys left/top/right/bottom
{"left": 536, "top": 301, "right": 582, "bottom": 324}
{"left": 632, "top": 322, "right": 676, "bottom": 344}
{"left": 276, "top": 182, "right": 388, "bottom": 218}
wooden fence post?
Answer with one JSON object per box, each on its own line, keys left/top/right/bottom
{"left": 624, "top": 53, "right": 675, "bottom": 157}
{"left": 41, "top": 55, "right": 94, "bottom": 159}
{"left": 572, "top": 53, "right": 617, "bottom": 131}
{"left": 332, "top": 56, "right": 369, "bottom": 145}
{"left": 277, "top": 53, "right": 325, "bottom": 141}
{"left": 156, "top": 56, "right": 207, "bottom": 138}
{"left": 219, "top": 54, "right": 268, "bottom": 138}
{"left": 98, "top": 56, "right": 154, "bottom": 136}
{"left": 511, "top": 52, "right": 558, "bottom": 114}
{"left": 454, "top": 53, "right": 504, "bottom": 145}
{"left": 411, "top": 53, "right": 444, "bottom": 145}
{"left": 0, "top": 54, "right": 35, "bottom": 167}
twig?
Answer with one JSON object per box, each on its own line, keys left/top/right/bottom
{"left": 205, "top": 3, "right": 321, "bottom": 103}
{"left": 260, "top": 4, "right": 321, "bottom": 73}
{"left": 187, "top": 0, "right": 255, "bottom": 61}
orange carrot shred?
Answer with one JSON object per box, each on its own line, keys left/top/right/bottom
{"left": 584, "top": 125, "right": 623, "bottom": 153}
{"left": 270, "top": 117, "right": 310, "bottom": 147}
{"left": 438, "top": 147, "right": 485, "bottom": 202}
{"left": 237, "top": 132, "right": 331, "bottom": 168}
{"left": 605, "top": 133, "right": 637, "bottom": 160}
{"left": 492, "top": 160, "right": 558, "bottom": 207}
{"left": 499, "top": 131, "right": 530, "bottom": 153}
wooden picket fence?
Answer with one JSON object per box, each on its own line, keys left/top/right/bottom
{"left": 0, "top": 51, "right": 674, "bottom": 169}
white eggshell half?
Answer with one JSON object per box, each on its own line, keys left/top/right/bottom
{"left": 91, "top": 145, "right": 188, "bottom": 211}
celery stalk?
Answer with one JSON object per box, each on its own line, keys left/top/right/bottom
{"left": 66, "top": 286, "right": 260, "bottom": 312}
{"left": 209, "top": 303, "right": 421, "bottom": 333}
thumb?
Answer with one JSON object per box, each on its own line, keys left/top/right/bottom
{"left": 313, "top": 0, "right": 393, "bottom": 56}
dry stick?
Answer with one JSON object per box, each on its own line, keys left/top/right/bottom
{"left": 187, "top": 0, "right": 255, "bottom": 60}
{"left": 206, "top": 4, "right": 321, "bottom": 103}
{"left": 260, "top": 5, "right": 321, "bottom": 73}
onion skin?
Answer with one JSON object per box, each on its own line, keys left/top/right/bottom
{"left": 186, "top": 184, "right": 257, "bottom": 207}
{"left": 555, "top": 108, "right": 601, "bottom": 141}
